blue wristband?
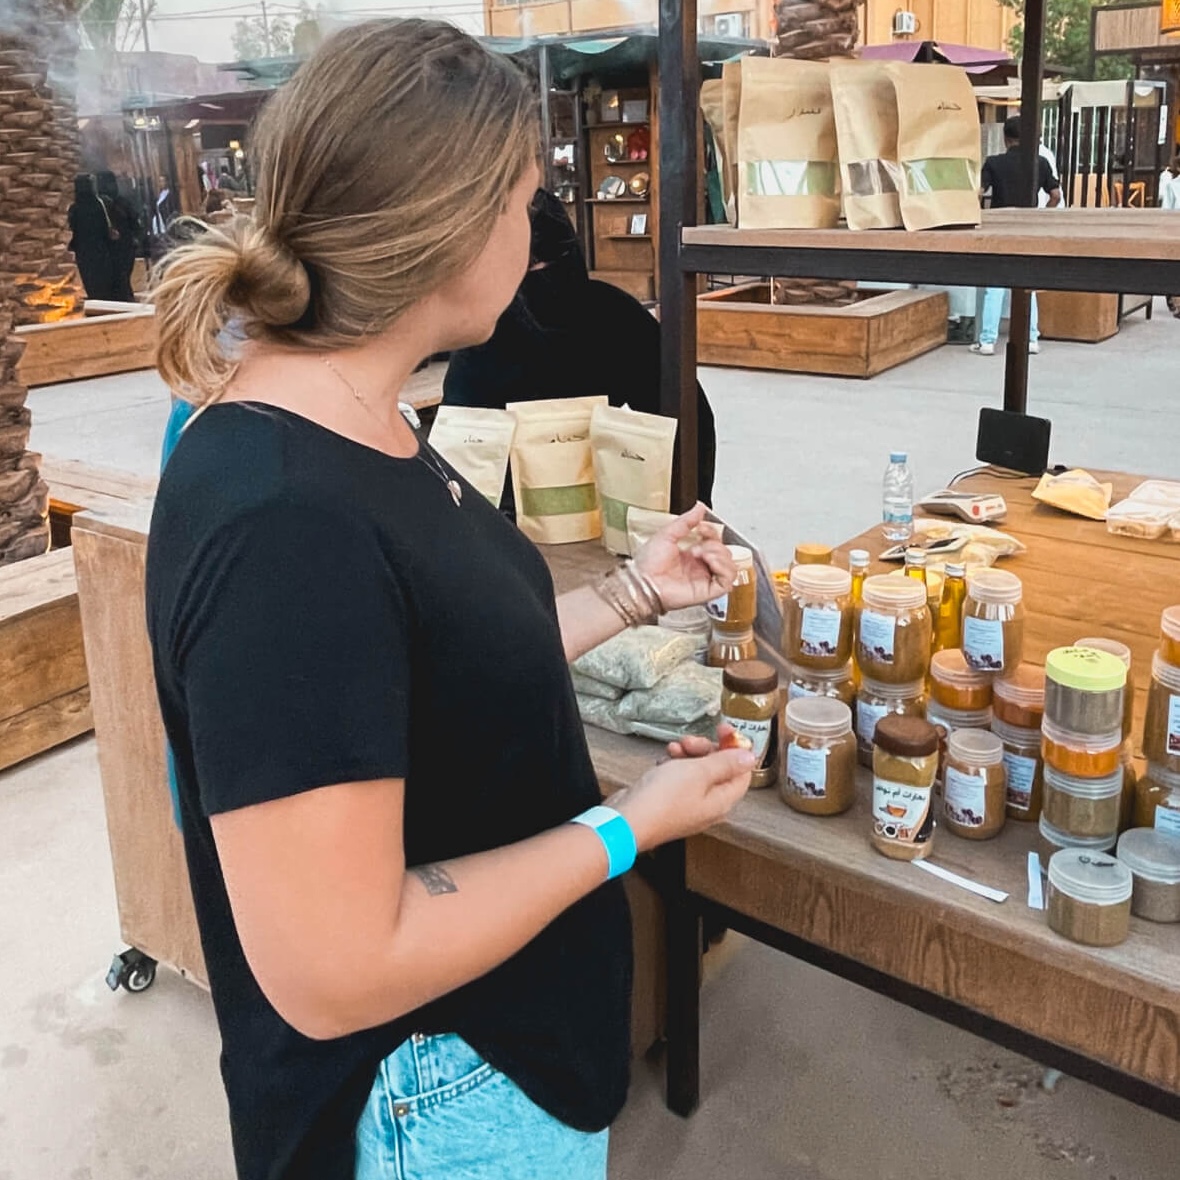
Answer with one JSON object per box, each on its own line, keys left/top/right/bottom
{"left": 571, "top": 805, "right": 638, "bottom": 880}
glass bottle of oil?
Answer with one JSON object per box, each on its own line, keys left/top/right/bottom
{"left": 849, "top": 549, "right": 869, "bottom": 689}
{"left": 935, "top": 562, "right": 967, "bottom": 653}
{"left": 904, "top": 548, "right": 928, "bottom": 588}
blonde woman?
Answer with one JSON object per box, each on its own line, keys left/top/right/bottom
{"left": 146, "top": 20, "right": 752, "bottom": 1180}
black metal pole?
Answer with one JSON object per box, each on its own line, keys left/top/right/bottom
{"left": 657, "top": 0, "right": 700, "bottom": 512}
{"left": 1002, "top": 0, "right": 1047, "bottom": 414}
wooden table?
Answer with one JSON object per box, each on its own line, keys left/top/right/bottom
{"left": 550, "top": 468, "right": 1180, "bottom": 1122}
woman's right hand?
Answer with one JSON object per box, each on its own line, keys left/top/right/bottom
{"left": 609, "top": 735, "right": 754, "bottom": 853}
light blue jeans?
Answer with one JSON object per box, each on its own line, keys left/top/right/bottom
{"left": 980, "top": 288, "right": 1040, "bottom": 345}
{"left": 355, "top": 1033, "right": 610, "bottom": 1179}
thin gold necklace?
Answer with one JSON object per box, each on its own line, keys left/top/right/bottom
{"left": 320, "top": 354, "right": 462, "bottom": 507}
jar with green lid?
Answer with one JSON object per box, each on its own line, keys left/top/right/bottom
{"left": 720, "top": 660, "right": 780, "bottom": 789}
{"left": 782, "top": 697, "right": 857, "bottom": 816}
{"left": 1044, "top": 646, "right": 1127, "bottom": 737}
{"left": 706, "top": 626, "right": 758, "bottom": 669}
{"left": 855, "top": 575, "right": 931, "bottom": 685}
{"left": 1046, "top": 848, "right": 1133, "bottom": 947}
{"left": 871, "top": 714, "right": 940, "bottom": 861}
{"left": 943, "top": 729, "right": 1007, "bottom": 840}
{"left": 783, "top": 564, "right": 854, "bottom": 671}
{"left": 706, "top": 545, "right": 756, "bottom": 633}
{"left": 961, "top": 569, "right": 1024, "bottom": 674}
{"left": 1143, "top": 652, "right": 1180, "bottom": 774}
{"left": 855, "top": 675, "right": 926, "bottom": 767}
{"left": 1076, "top": 636, "right": 1135, "bottom": 739}
{"left": 786, "top": 662, "right": 855, "bottom": 709}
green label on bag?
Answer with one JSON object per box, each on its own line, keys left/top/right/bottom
{"left": 600, "top": 496, "right": 634, "bottom": 533}
{"left": 745, "top": 160, "right": 838, "bottom": 198}
{"left": 903, "top": 158, "right": 978, "bottom": 194}
{"left": 520, "top": 483, "right": 598, "bottom": 518}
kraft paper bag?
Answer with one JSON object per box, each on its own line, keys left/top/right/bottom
{"left": 590, "top": 405, "right": 677, "bottom": 556}
{"left": 885, "top": 62, "right": 982, "bottom": 230}
{"left": 428, "top": 406, "right": 516, "bottom": 506}
{"left": 702, "top": 78, "right": 737, "bottom": 225}
{"left": 831, "top": 61, "right": 903, "bottom": 230}
{"left": 507, "top": 396, "right": 606, "bottom": 545}
{"left": 722, "top": 61, "right": 743, "bottom": 223}
{"left": 736, "top": 56, "right": 840, "bottom": 230}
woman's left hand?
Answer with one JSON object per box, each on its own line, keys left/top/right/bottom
{"left": 634, "top": 503, "right": 737, "bottom": 613}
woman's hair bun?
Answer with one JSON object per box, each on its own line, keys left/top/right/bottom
{"left": 231, "top": 224, "right": 312, "bottom": 327}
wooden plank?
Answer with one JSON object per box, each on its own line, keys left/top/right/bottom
{"left": 0, "top": 685, "right": 92, "bottom": 773}
{"left": 864, "top": 288, "right": 948, "bottom": 377}
{"left": 1036, "top": 290, "right": 1119, "bottom": 342}
{"left": 40, "top": 457, "right": 158, "bottom": 502}
{"left": 15, "top": 310, "right": 157, "bottom": 387}
{"left": 0, "top": 597, "right": 88, "bottom": 725}
{"left": 0, "top": 547, "right": 76, "bottom": 626}
{"left": 684, "top": 208, "right": 1180, "bottom": 262}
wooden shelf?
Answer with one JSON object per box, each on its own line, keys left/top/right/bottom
{"left": 601, "top": 157, "right": 651, "bottom": 166}
{"left": 604, "top": 234, "right": 652, "bottom": 240}
{"left": 681, "top": 209, "right": 1180, "bottom": 294}
{"left": 587, "top": 197, "right": 649, "bottom": 204}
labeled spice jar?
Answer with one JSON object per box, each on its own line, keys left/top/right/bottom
{"left": 1134, "top": 762, "right": 1180, "bottom": 834}
{"left": 1046, "top": 848, "right": 1133, "bottom": 947}
{"left": 856, "top": 576, "right": 931, "bottom": 685}
{"left": 794, "top": 542, "right": 833, "bottom": 568}
{"left": 786, "top": 662, "right": 855, "bottom": 710}
{"left": 1041, "top": 717, "right": 1122, "bottom": 778}
{"left": 706, "top": 626, "right": 758, "bottom": 669}
{"left": 720, "top": 660, "right": 780, "bottom": 789}
{"left": 1143, "top": 652, "right": 1180, "bottom": 774}
{"left": 1075, "top": 636, "right": 1135, "bottom": 739}
{"left": 1161, "top": 605, "right": 1180, "bottom": 668}
{"left": 929, "top": 648, "right": 994, "bottom": 711}
{"left": 782, "top": 697, "right": 857, "bottom": 816}
{"left": 1044, "top": 646, "right": 1127, "bottom": 737}
{"left": 961, "top": 569, "right": 1024, "bottom": 674}
{"left": 993, "top": 664, "right": 1046, "bottom": 729}
{"left": 706, "top": 545, "right": 756, "bottom": 633}
{"left": 1042, "top": 764, "right": 1122, "bottom": 839}
{"left": 783, "top": 565, "right": 854, "bottom": 672}
{"left": 1117, "top": 828, "right": 1180, "bottom": 923}
{"left": 1037, "top": 816, "right": 1116, "bottom": 864}
{"left": 925, "top": 699, "right": 992, "bottom": 789}
{"left": 943, "top": 729, "right": 1007, "bottom": 840}
{"left": 870, "top": 714, "right": 940, "bottom": 861}
{"left": 856, "top": 676, "right": 926, "bottom": 768}
{"left": 992, "top": 717, "right": 1045, "bottom": 822}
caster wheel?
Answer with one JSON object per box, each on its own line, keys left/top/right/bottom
{"left": 106, "top": 949, "right": 158, "bottom": 994}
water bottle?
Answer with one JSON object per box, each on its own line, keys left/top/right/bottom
{"left": 882, "top": 451, "right": 914, "bottom": 542}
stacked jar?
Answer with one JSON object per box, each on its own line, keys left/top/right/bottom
{"left": 1039, "top": 646, "right": 1127, "bottom": 856}
{"left": 1076, "top": 636, "right": 1137, "bottom": 831}
{"left": 961, "top": 569, "right": 1025, "bottom": 675}
{"left": 926, "top": 648, "right": 993, "bottom": 787}
{"left": 854, "top": 576, "right": 931, "bottom": 767}
{"left": 782, "top": 697, "right": 857, "bottom": 816}
{"left": 706, "top": 545, "right": 758, "bottom": 668}
{"left": 1144, "top": 606, "right": 1180, "bottom": 778}
{"left": 992, "top": 664, "right": 1046, "bottom": 822}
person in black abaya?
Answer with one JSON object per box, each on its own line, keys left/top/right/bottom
{"left": 96, "top": 170, "right": 141, "bottom": 303}
{"left": 68, "top": 173, "right": 116, "bottom": 300}
{"left": 443, "top": 189, "right": 716, "bottom": 507}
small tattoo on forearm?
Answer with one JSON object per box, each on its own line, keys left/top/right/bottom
{"left": 412, "top": 863, "right": 458, "bottom": 896}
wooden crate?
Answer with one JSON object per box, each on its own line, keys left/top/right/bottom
{"left": 41, "top": 456, "right": 158, "bottom": 549}
{"left": 697, "top": 283, "right": 948, "bottom": 377}
{"left": 0, "top": 547, "right": 92, "bottom": 772}
{"left": 1035, "top": 290, "right": 1119, "bottom": 342}
{"left": 15, "top": 305, "right": 156, "bottom": 387}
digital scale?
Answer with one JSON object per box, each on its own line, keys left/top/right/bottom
{"left": 919, "top": 490, "right": 1008, "bottom": 524}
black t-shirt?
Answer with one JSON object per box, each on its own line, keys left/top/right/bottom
{"left": 981, "top": 146, "right": 1059, "bottom": 209}
{"left": 146, "top": 404, "right": 632, "bottom": 1180}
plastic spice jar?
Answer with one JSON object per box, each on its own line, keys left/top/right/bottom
{"left": 993, "top": 664, "right": 1046, "bottom": 729}
{"left": 794, "top": 542, "right": 833, "bottom": 568}
{"left": 1046, "top": 848, "right": 1133, "bottom": 947}
{"left": 929, "top": 649, "right": 994, "bottom": 711}
{"left": 1135, "top": 762, "right": 1180, "bottom": 835}
{"left": 1117, "top": 828, "right": 1180, "bottom": 923}
{"left": 961, "top": 569, "right": 1025, "bottom": 674}
{"left": 707, "top": 545, "right": 756, "bottom": 633}
{"left": 782, "top": 697, "right": 857, "bottom": 816}
{"left": 856, "top": 576, "right": 931, "bottom": 685}
{"left": 925, "top": 699, "right": 992, "bottom": 789}
{"left": 992, "top": 718, "right": 1044, "bottom": 822}
{"left": 706, "top": 626, "right": 758, "bottom": 669}
{"left": 1041, "top": 717, "right": 1123, "bottom": 778}
{"left": 1075, "top": 636, "right": 1135, "bottom": 739}
{"left": 1037, "top": 816, "right": 1116, "bottom": 865}
{"left": 943, "top": 729, "right": 1007, "bottom": 840}
{"left": 1041, "top": 763, "right": 1123, "bottom": 840}
{"left": 1161, "top": 605, "right": 1180, "bottom": 668}
{"left": 856, "top": 676, "right": 926, "bottom": 768}
{"left": 1143, "top": 652, "right": 1180, "bottom": 774}
{"left": 720, "top": 660, "right": 780, "bottom": 789}
{"left": 1043, "top": 646, "right": 1127, "bottom": 737}
{"left": 783, "top": 564, "right": 854, "bottom": 672}
{"left": 870, "top": 715, "right": 940, "bottom": 861}
{"left": 658, "top": 606, "right": 711, "bottom": 661}
{"left": 786, "top": 662, "right": 855, "bottom": 709}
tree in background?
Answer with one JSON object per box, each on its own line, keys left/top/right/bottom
{"left": 79, "top": 0, "right": 158, "bottom": 54}
{"left": 999, "top": 0, "right": 1133, "bottom": 80}
{"left": 233, "top": 2, "right": 320, "bottom": 61}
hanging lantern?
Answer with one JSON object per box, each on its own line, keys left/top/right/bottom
{"left": 1163, "top": 0, "right": 1180, "bottom": 36}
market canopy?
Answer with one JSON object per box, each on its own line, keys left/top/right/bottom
{"left": 858, "top": 40, "right": 1013, "bottom": 74}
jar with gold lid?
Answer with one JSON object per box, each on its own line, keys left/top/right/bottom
{"left": 720, "top": 660, "right": 780, "bottom": 789}
{"left": 793, "top": 542, "right": 833, "bottom": 568}
{"left": 871, "top": 714, "right": 940, "bottom": 861}
{"left": 783, "top": 564, "right": 854, "bottom": 672}
{"left": 855, "top": 575, "right": 931, "bottom": 685}
{"left": 962, "top": 569, "right": 1024, "bottom": 674}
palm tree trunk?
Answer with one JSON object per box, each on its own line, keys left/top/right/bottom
{"left": 770, "top": 0, "right": 860, "bottom": 307}
{"left": 0, "top": 4, "right": 82, "bottom": 565}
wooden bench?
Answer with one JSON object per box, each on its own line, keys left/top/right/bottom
{"left": 41, "top": 457, "right": 158, "bottom": 549}
{"left": 15, "top": 303, "right": 156, "bottom": 387}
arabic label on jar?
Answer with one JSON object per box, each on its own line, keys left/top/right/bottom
{"left": 872, "top": 777, "right": 932, "bottom": 844}
{"left": 962, "top": 616, "right": 1005, "bottom": 673}
{"left": 945, "top": 765, "right": 987, "bottom": 829}
{"left": 858, "top": 609, "right": 896, "bottom": 664}
{"left": 1003, "top": 751, "right": 1037, "bottom": 812}
{"left": 721, "top": 713, "right": 774, "bottom": 766}
{"left": 800, "top": 606, "right": 842, "bottom": 659}
{"left": 857, "top": 699, "right": 888, "bottom": 746}
{"left": 786, "top": 742, "right": 828, "bottom": 800}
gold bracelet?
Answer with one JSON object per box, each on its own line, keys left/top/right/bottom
{"left": 595, "top": 573, "right": 639, "bottom": 628}
{"left": 615, "top": 564, "right": 658, "bottom": 626}
{"left": 626, "top": 561, "right": 666, "bottom": 617}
